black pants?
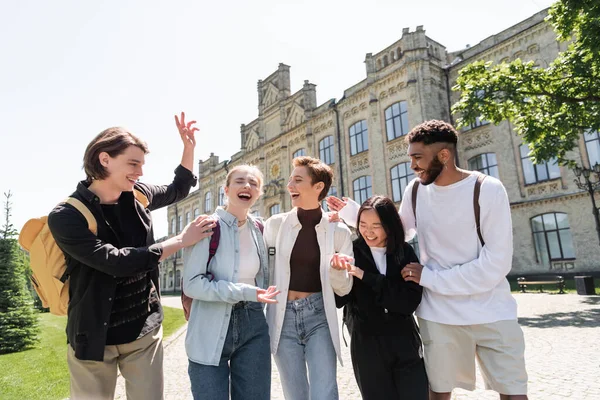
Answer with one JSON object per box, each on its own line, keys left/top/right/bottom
{"left": 350, "top": 331, "right": 429, "bottom": 400}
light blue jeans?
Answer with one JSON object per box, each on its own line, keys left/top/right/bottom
{"left": 188, "top": 301, "right": 270, "bottom": 400}
{"left": 274, "top": 292, "right": 339, "bottom": 400}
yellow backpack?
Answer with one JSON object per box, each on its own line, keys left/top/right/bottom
{"left": 18, "top": 190, "right": 149, "bottom": 316}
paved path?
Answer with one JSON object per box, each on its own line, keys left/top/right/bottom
{"left": 115, "top": 294, "right": 600, "bottom": 399}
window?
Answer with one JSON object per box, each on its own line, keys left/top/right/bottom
{"left": 353, "top": 176, "right": 372, "bottom": 205}
{"left": 468, "top": 153, "right": 499, "bottom": 179}
{"left": 469, "top": 116, "right": 489, "bottom": 129}
{"left": 349, "top": 120, "right": 369, "bottom": 156}
{"left": 269, "top": 204, "right": 280, "bottom": 216}
{"left": 194, "top": 208, "right": 200, "bottom": 218}
{"left": 185, "top": 212, "right": 191, "bottom": 226}
{"left": 204, "top": 191, "right": 212, "bottom": 212}
{"left": 177, "top": 215, "right": 183, "bottom": 232}
{"left": 520, "top": 145, "right": 561, "bottom": 184}
{"left": 218, "top": 187, "right": 225, "bottom": 206}
{"left": 170, "top": 217, "right": 176, "bottom": 235}
{"left": 531, "top": 213, "right": 575, "bottom": 264}
{"left": 466, "top": 91, "right": 490, "bottom": 129}
{"left": 293, "top": 148, "right": 306, "bottom": 159}
{"left": 390, "top": 162, "right": 415, "bottom": 202}
{"left": 385, "top": 101, "right": 409, "bottom": 141}
{"left": 585, "top": 130, "right": 600, "bottom": 166}
{"left": 319, "top": 136, "right": 335, "bottom": 165}
{"left": 321, "top": 186, "right": 338, "bottom": 210}
{"left": 408, "top": 236, "right": 420, "bottom": 259}
{"left": 175, "top": 270, "right": 181, "bottom": 289}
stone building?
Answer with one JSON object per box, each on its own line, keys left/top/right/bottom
{"left": 159, "top": 8, "right": 600, "bottom": 292}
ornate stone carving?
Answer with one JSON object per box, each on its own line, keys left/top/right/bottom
{"left": 526, "top": 180, "right": 561, "bottom": 196}
{"left": 462, "top": 128, "right": 493, "bottom": 151}
{"left": 350, "top": 154, "right": 371, "bottom": 173}
{"left": 387, "top": 139, "right": 409, "bottom": 160}
{"left": 270, "top": 163, "right": 281, "bottom": 179}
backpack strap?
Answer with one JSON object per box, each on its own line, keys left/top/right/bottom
{"left": 411, "top": 181, "right": 420, "bottom": 226}
{"left": 64, "top": 198, "right": 97, "bottom": 235}
{"left": 133, "top": 189, "right": 149, "bottom": 208}
{"left": 473, "top": 173, "right": 487, "bottom": 247}
{"left": 205, "top": 219, "right": 221, "bottom": 280}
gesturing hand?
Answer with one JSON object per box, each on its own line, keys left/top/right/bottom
{"left": 326, "top": 196, "right": 348, "bottom": 212}
{"left": 175, "top": 111, "right": 199, "bottom": 149}
{"left": 330, "top": 253, "right": 354, "bottom": 271}
{"left": 257, "top": 286, "right": 281, "bottom": 304}
{"left": 180, "top": 215, "right": 217, "bottom": 248}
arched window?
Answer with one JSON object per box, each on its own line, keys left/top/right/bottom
{"left": 293, "top": 148, "right": 306, "bottom": 159}
{"left": 353, "top": 176, "right": 372, "bottom": 205}
{"left": 385, "top": 101, "right": 409, "bottom": 141}
{"left": 349, "top": 120, "right": 369, "bottom": 156}
{"left": 520, "top": 145, "right": 560, "bottom": 184}
{"left": 204, "top": 191, "right": 212, "bottom": 212}
{"left": 194, "top": 208, "right": 200, "bottom": 218}
{"left": 531, "top": 213, "right": 575, "bottom": 264}
{"left": 269, "top": 204, "right": 281, "bottom": 217}
{"left": 390, "top": 162, "right": 415, "bottom": 202}
{"left": 218, "top": 187, "right": 225, "bottom": 206}
{"left": 585, "top": 130, "right": 600, "bottom": 166}
{"left": 319, "top": 136, "right": 335, "bottom": 165}
{"left": 468, "top": 153, "right": 499, "bottom": 179}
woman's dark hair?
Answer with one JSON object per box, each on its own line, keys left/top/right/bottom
{"left": 357, "top": 195, "right": 406, "bottom": 262}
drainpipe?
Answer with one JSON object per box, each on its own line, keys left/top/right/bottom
{"left": 332, "top": 102, "right": 345, "bottom": 197}
{"left": 444, "top": 65, "right": 460, "bottom": 167}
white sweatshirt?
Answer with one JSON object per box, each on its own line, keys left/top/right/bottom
{"left": 338, "top": 174, "right": 517, "bottom": 325}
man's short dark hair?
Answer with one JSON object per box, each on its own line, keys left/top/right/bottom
{"left": 83, "top": 127, "right": 149, "bottom": 182}
{"left": 406, "top": 120, "right": 458, "bottom": 146}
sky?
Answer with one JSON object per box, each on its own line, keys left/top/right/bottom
{"left": 0, "top": 0, "right": 556, "bottom": 238}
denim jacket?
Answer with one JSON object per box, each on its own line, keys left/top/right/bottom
{"left": 182, "top": 207, "right": 269, "bottom": 366}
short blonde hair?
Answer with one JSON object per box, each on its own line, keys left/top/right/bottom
{"left": 224, "top": 165, "right": 264, "bottom": 192}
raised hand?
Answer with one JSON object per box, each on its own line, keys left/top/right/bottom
{"left": 174, "top": 111, "right": 199, "bottom": 149}
{"left": 257, "top": 286, "right": 281, "bottom": 304}
{"left": 326, "top": 196, "right": 348, "bottom": 212}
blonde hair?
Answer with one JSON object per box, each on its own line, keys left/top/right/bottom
{"left": 224, "top": 164, "right": 264, "bottom": 192}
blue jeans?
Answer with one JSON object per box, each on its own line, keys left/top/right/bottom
{"left": 274, "top": 292, "right": 339, "bottom": 400}
{"left": 188, "top": 301, "right": 270, "bottom": 400}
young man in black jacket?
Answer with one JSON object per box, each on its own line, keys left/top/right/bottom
{"left": 48, "top": 113, "right": 215, "bottom": 400}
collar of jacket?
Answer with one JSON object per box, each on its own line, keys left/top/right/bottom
{"left": 354, "top": 237, "right": 387, "bottom": 274}
{"left": 287, "top": 207, "right": 329, "bottom": 229}
{"left": 215, "top": 206, "right": 244, "bottom": 227}
{"left": 76, "top": 180, "right": 136, "bottom": 210}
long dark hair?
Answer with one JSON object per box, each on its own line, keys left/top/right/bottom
{"left": 357, "top": 195, "right": 406, "bottom": 262}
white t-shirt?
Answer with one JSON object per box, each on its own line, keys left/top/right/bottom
{"left": 237, "top": 221, "right": 260, "bottom": 286}
{"left": 369, "top": 247, "right": 387, "bottom": 275}
{"left": 340, "top": 174, "right": 517, "bottom": 325}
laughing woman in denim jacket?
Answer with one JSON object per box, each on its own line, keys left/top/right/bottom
{"left": 182, "top": 165, "right": 279, "bottom": 400}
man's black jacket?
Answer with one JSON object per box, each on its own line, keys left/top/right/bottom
{"left": 48, "top": 165, "right": 196, "bottom": 361}
{"left": 335, "top": 238, "right": 423, "bottom": 341}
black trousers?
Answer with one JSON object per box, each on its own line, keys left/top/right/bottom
{"left": 350, "top": 330, "right": 429, "bottom": 400}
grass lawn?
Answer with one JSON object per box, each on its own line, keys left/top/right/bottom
{"left": 0, "top": 306, "right": 186, "bottom": 400}
{"left": 509, "top": 277, "right": 600, "bottom": 294}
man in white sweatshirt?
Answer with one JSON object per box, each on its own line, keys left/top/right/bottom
{"left": 328, "top": 120, "right": 528, "bottom": 400}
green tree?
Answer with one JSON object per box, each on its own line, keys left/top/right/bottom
{"left": 0, "top": 191, "right": 39, "bottom": 354}
{"left": 453, "top": 0, "right": 600, "bottom": 166}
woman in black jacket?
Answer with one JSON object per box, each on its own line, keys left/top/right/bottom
{"left": 334, "top": 195, "right": 428, "bottom": 399}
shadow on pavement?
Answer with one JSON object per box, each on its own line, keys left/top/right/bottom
{"left": 519, "top": 298, "right": 600, "bottom": 329}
